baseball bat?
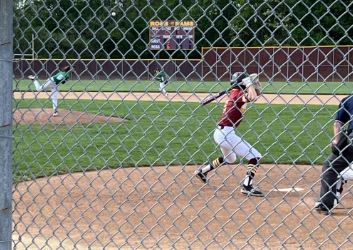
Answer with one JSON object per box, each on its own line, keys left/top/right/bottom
{"left": 199, "top": 90, "right": 227, "bottom": 106}
{"left": 199, "top": 79, "right": 248, "bottom": 106}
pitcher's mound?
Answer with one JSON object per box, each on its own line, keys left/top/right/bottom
{"left": 13, "top": 109, "right": 125, "bottom": 125}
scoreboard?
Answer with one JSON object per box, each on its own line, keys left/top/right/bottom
{"left": 149, "top": 20, "right": 195, "bottom": 50}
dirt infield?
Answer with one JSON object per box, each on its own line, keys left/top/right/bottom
{"left": 13, "top": 108, "right": 124, "bottom": 125}
{"left": 13, "top": 91, "right": 346, "bottom": 105}
{"left": 12, "top": 164, "right": 353, "bottom": 249}
{"left": 12, "top": 92, "right": 352, "bottom": 249}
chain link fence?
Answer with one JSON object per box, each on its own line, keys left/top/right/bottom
{"left": 11, "top": 0, "right": 353, "bottom": 249}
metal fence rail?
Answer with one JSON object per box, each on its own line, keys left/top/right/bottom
{"left": 11, "top": 0, "right": 353, "bottom": 249}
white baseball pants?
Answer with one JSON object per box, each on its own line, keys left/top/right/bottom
{"left": 33, "top": 79, "right": 58, "bottom": 112}
{"left": 159, "top": 82, "right": 167, "bottom": 96}
{"left": 340, "top": 165, "right": 353, "bottom": 180}
{"left": 213, "top": 126, "right": 262, "bottom": 163}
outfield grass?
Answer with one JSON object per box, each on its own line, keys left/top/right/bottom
{"left": 13, "top": 99, "right": 337, "bottom": 182}
{"left": 14, "top": 79, "right": 353, "bottom": 95}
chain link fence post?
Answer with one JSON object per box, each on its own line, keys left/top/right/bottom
{"left": 0, "top": 0, "right": 13, "bottom": 249}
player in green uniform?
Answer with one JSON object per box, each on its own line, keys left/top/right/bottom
{"left": 28, "top": 66, "right": 75, "bottom": 117}
{"left": 152, "top": 68, "right": 168, "bottom": 97}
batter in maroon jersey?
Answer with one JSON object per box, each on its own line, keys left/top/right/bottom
{"left": 195, "top": 72, "right": 264, "bottom": 197}
{"left": 218, "top": 88, "right": 246, "bottom": 127}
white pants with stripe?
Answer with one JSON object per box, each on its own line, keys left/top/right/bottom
{"left": 33, "top": 78, "right": 58, "bottom": 112}
{"left": 213, "top": 126, "right": 261, "bottom": 163}
{"left": 159, "top": 81, "right": 167, "bottom": 95}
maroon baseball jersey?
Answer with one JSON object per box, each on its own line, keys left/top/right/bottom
{"left": 218, "top": 89, "right": 245, "bottom": 127}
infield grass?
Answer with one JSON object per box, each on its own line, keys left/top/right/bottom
{"left": 14, "top": 79, "right": 353, "bottom": 95}
{"left": 13, "top": 99, "right": 337, "bottom": 182}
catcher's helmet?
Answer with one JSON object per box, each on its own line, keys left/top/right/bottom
{"left": 230, "top": 72, "right": 247, "bottom": 88}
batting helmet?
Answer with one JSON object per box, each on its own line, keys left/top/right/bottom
{"left": 230, "top": 72, "right": 247, "bottom": 89}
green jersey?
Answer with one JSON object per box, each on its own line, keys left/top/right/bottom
{"left": 52, "top": 71, "right": 70, "bottom": 84}
{"left": 154, "top": 72, "right": 166, "bottom": 83}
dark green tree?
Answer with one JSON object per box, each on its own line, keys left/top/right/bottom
{"left": 230, "top": 0, "right": 353, "bottom": 46}
{"left": 13, "top": 0, "right": 353, "bottom": 59}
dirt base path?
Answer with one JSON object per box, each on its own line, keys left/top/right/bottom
{"left": 12, "top": 164, "right": 353, "bottom": 250}
{"left": 13, "top": 92, "right": 346, "bottom": 105}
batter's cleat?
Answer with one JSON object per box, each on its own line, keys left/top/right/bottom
{"left": 241, "top": 185, "right": 264, "bottom": 197}
{"left": 315, "top": 204, "right": 331, "bottom": 215}
{"left": 194, "top": 169, "right": 207, "bottom": 183}
{"left": 28, "top": 75, "right": 37, "bottom": 80}
{"left": 53, "top": 112, "right": 58, "bottom": 117}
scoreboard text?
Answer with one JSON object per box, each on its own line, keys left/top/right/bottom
{"left": 149, "top": 21, "right": 195, "bottom": 50}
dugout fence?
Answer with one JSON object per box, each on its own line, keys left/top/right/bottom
{"left": 9, "top": 0, "right": 353, "bottom": 249}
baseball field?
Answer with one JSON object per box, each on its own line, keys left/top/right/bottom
{"left": 12, "top": 92, "right": 337, "bottom": 181}
{"left": 8, "top": 0, "right": 353, "bottom": 247}
{"left": 11, "top": 79, "right": 353, "bottom": 249}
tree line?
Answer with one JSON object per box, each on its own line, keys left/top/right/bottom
{"left": 13, "top": 0, "right": 353, "bottom": 59}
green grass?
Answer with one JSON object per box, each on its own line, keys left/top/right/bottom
{"left": 13, "top": 98, "right": 337, "bottom": 182}
{"left": 14, "top": 79, "right": 353, "bottom": 95}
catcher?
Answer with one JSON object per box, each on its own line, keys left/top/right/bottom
{"left": 195, "top": 72, "right": 264, "bottom": 197}
{"left": 315, "top": 94, "right": 353, "bottom": 215}
{"left": 28, "top": 65, "right": 75, "bottom": 117}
